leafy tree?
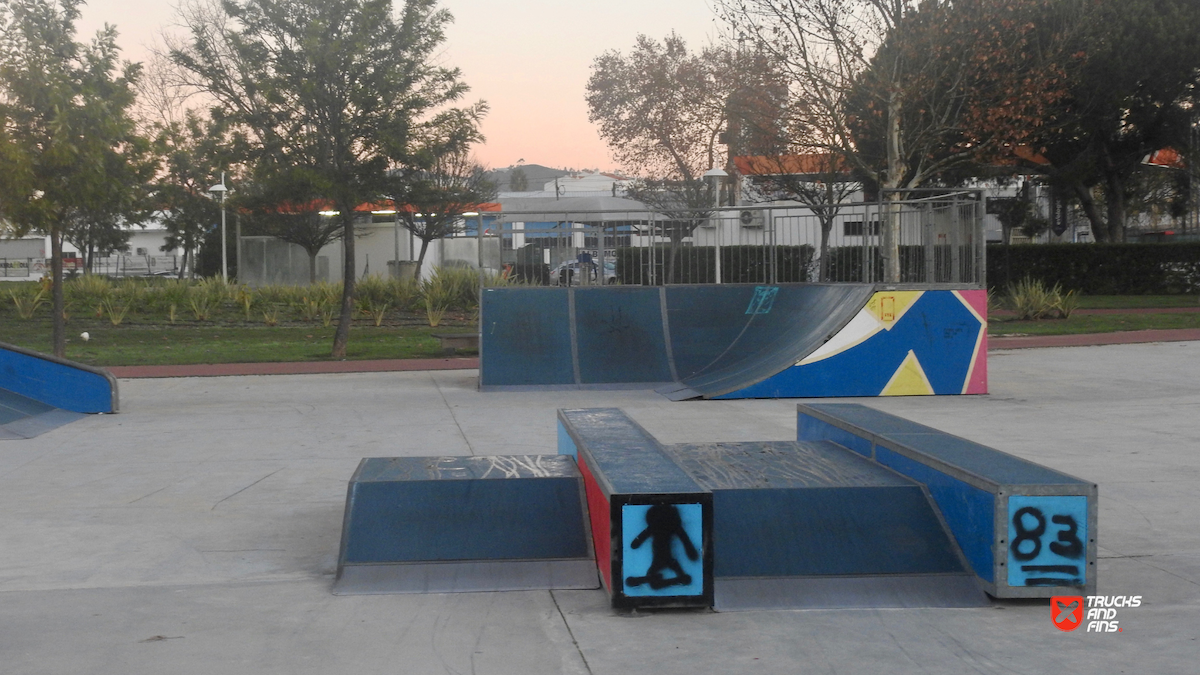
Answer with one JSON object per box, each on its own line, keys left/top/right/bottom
{"left": 0, "top": 0, "right": 148, "bottom": 356}
{"left": 508, "top": 166, "right": 528, "bottom": 192}
{"left": 1012, "top": 0, "right": 1200, "bottom": 242}
{"left": 393, "top": 148, "right": 496, "bottom": 280}
{"left": 152, "top": 111, "right": 242, "bottom": 279}
{"left": 170, "top": 0, "right": 478, "bottom": 357}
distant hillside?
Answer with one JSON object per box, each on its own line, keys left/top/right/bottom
{"left": 487, "top": 164, "right": 570, "bottom": 192}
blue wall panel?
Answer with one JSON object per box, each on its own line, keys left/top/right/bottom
{"left": 0, "top": 341, "right": 116, "bottom": 413}
{"left": 711, "top": 485, "right": 964, "bottom": 577}
{"left": 574, "top": 288, "right": 672, "bottom": 383}
{"left": 480, "top": 288, "right": 574, "bottom": 386}
{"left": 342, "top": 475, "right": 589, "bottom": 564}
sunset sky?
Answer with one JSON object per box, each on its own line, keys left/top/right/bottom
{"left": 74, "top": 0, "right": 723, "bottom": 173}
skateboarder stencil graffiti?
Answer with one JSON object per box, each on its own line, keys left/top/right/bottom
{"left": 623, "top": 503, "right": 702, "bottom": 594}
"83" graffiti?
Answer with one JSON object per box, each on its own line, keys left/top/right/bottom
{"left": 1006, "top": 495, "right": 1089, "bottom": 588}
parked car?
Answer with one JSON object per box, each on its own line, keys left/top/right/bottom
{"left": 551, "top": 259, "right": 617, "bottom": 286}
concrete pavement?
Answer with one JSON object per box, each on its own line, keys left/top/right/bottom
{"left": 2, "top": 342, "right": 1198, "bottom": 673}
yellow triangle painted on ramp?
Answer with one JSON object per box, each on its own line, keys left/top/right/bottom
{"left": 881, "top": 350, "right": 935, "bottom": 396}
{"left": 866, "top": 291, "right": 923, "bottom": 329}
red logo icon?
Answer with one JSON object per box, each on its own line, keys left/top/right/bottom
{"left": 1052, "top": 596, "right": 1084, "bottom": 631}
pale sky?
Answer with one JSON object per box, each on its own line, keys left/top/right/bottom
{"left": 75, "top": 0, "right": 724, "bottom": 172}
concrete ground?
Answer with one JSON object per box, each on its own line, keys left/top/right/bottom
{"left": 2, "top": 342, "right": 1198, "bottom": 674}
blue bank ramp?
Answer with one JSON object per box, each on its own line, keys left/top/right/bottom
{"left": 659, "top": 440, "right": 989, "bottom": 610}
{"left": 479, "top": 284, "right": 873, "bottom": 398}
{"left": 797, "top": 403, "right": 1098, "bottom": 598}
{"left": 334, "top": 455, "right": 599, "bottom": 594}
{"left": 1, "top": 340, "right": 117, "bottom": 439}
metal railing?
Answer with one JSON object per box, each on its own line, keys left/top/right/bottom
{"left": 477, "top": 192, "right": 984, "bottom": 287}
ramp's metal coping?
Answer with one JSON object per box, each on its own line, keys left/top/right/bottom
{"left": 0, "top": 339, "right": 119, "bottom": 413}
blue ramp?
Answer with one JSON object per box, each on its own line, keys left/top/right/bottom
{"left": 479, "top": 284, "right": 872, "bottom": 396}
{"left": 660, "top": 440, "right": 988, "bottom": 610}
{"left": 335, "top": 455, "right": 599, "bottom": 594}
{"left": 1, "top": 340, "right": 117, "bottom": 439}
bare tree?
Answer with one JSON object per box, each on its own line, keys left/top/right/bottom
{"left": 717, "top": 0, "right": 1073, "bottom": 280}
{"left": 586, "top": 33, "right": 788, "bottom": 282}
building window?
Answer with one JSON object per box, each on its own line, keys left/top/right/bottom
{"left": 843, "top": 220, "right": 881, "bottom": 236}
{"left": 136, "top": 247, "right": 148, "bottom": 256}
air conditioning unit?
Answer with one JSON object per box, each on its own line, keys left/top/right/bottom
{"left": 738, "top": 210, "right": 764, "bottom": 228}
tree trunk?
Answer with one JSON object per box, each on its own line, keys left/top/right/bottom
{"left": 884, "top": 89, "right": 905, "bottom": 283}
{"left": 666, "top": 235, "right": 682, "bottom": 284}
{"left": 1105, "top": 170, "right": 1128, "bottom": 243}
{"left": 414, "top": 237, "right": 432, "bottom": 281}
{"left": 178, "top": 247, "right": 189, "bottom": 280}
{"left": 1071, "top": 183, "right": 1108, "bottom": 242}
{"left": 50, "top": 229, "right": 66, "bottom": 358}
{"left": 308, "top": 250, "right": 318, "bottom": 284}
{"left": 819, "top": 216, "right": 833, "bottom": 283}
{"left": 331, "top": 209, "right": 356, "bottom": 358}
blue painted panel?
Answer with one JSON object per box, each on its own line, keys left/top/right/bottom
{"left": 723, "top": 291, "right": 981, "bottom": 398}
{"left": 573, "top": 287, "right": 671, "bottom": 383}
{"left": 557, "top": 420, "right": 578, "bottom": 458}
{"left": 711, "top": 486, "right": 965, "bottom": 577}
{"left": 480, "top": 288, "right": 574, "bottom": 386}
{"left": 875, "top": 446, "right": 996, "bottom": 583}
{"left": 795, "top": 414, "right": 874, "bottom": 458}
{"left": 342, "top": 476, "right": 589, "bottom": 563}
{"left": 1007, "top": 495, "right": 1089, "bottom": 588}
{"left": 0, "top": 342, "right": 115, "bottom": 413}
{"left": 621, "top": 503, "right": 704, "bottom": 597}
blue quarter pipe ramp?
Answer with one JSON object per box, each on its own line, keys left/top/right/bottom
{"left": 479, "top": 284, "right": 988, "bottom": 399}
{"left": 0, "top": 340, "right": 118, "bottom": 439}
{"left": 480, "top": 284, "right": 875, "bottom": 398}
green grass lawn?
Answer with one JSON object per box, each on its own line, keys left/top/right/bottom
{"left": 1073, "top": 295, "right": 1200, "bottom": 309}
{"left": 4, "top": 288, "right": 1199, "bottom": 365}
{"left": 989, "top": 312, "right": 1200, "bottom": 336}
{"left": 0, "top": 316, "right": 478, "bottom": 367}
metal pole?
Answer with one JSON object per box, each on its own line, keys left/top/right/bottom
{"left": 714, "top": 214, "right": 722, "bottom": 284}
{"left": 393, "top": 210, "right": 400, "bottom": 279}
{"left": 235, "top": 212, "right": 242, "bottom": 284}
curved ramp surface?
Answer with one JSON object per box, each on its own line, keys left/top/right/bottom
{"left": 480, "top": 284, "right": 873, "bottom": 396}
{"left": 0, "top": 341, "right": 118, "bottom": 439}
{"left": 660, "top": 284, "right": 875, "bottom": 399}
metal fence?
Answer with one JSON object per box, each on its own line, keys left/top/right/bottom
{"left": 481, "top": 191, "right": 984, "bottom": 287}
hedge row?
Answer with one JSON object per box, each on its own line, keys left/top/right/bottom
{"left": 614, "top": 245, "right": 815, "bottom": 284}
{"left": 987, "top": 243, "right": 1200, "bottom": 294}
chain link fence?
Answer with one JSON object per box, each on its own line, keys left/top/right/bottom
{"left": 484, "top": 191, "right": 984, "bottom": 287}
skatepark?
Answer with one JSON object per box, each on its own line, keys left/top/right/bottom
{"left": 2, "top": 336, "right": 1197, "bottom": 673}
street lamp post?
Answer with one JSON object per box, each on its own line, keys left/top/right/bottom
{"left": 209, "top": 172, "right": 229, "bottom": 282}
{"left": 704, "top": 167, "right": 728, "bottom": 284}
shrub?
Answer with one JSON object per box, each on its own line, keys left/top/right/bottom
{"left": 1006, "top": 277, "right": 1078, "bottom": 320}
